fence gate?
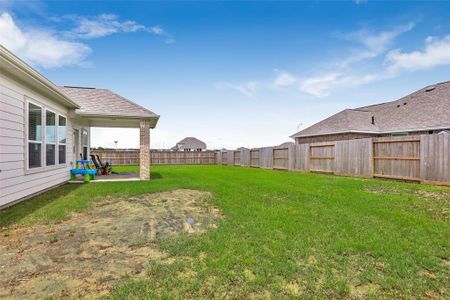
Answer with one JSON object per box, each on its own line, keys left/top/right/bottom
{"left": 234, "top": 151, "right": 241, "bottom": 165}
{"left": 273, "top": 148, "right": 289, "bottom": 170}
{"left": 309, "top": 144, "right": 335, "bottom": 173}
{"left": 372, "top": 138, "right": 420, "bottom": 181}
{"left": 250, "top": 149, "right": 259, "bottom": 167}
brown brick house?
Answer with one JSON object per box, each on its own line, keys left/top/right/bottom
{"left": 290, "top": 81, "right": 450, "bottom": 144}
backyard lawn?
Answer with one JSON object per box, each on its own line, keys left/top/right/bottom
{"left": 1, "top": 165, "right": 449, "bottom": 299}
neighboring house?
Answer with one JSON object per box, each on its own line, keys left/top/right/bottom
{"left": 0, "top": 46, "right": 159, "bottom": 208}
{"left": 290, "top": 81, "right": 450, "bottom": 144}
{"left": 277, "top": 142, "right": 294, "bottom": 148}
{"left": 171, "top": 137, "right": 206, "bottom": 152}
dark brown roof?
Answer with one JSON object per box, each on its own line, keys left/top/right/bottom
{"left": 172, "top": 137, "right": 207, "bottom": 150}
{"left": 60, "top": 86, "right": 159, "bottom": 119}
{"left": 291, "top": 81, "right": 450, "bottom": 138}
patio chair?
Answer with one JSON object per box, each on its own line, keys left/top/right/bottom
{"left": 96, "top": 154, "right": 114, "bottom": 175}
{"left": 90, "top": 154, "right": 111, "bottom": 175}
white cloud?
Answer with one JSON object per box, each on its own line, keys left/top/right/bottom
{"left": 67, "top": 14, "right": 144, "bottom": 39}
{"left": 148, "top": 25, "right": 163, "bottom": 35}
{"left": 273, "top": 71, "right": 296, "bottom": 87}
{"left": 214, "top": 81, "right": 259, "bottom": 97}
{"left": 299, "top": 73, "right": 377, "bottom": 97}
{"left": 66, "top": 14, "right": 175, "bottom": 43}
{"left": 297, "top": 23, "right": 414, "bottom": 97}
{"left": 339, "top": 22, "right": 414, "bottom": 66}
{"left": 386, "top": 35, "right": 450, "bottom": 73}
{"left": 0, "top": 12, "right": 91, "bottom": 68}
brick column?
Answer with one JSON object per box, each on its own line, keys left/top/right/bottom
{"left": 139, "top": 119, "right": 151, "bottom": 180}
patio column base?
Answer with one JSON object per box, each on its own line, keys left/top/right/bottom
{"left": 139, "top": 119, "right": 151, "bottom": 180}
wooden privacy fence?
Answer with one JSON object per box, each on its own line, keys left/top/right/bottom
{"left": 372, "top": 138, "right": 420, "bottom": 181}
{"left": 92, "top": 133, "right": 449, "bottom": 186}
{"left": 91, "top": 150, "right": 217, "bottom": 165}
{"left": 250, "top": 149, "right": 259, "bottom": 167}
{"left": 151, "top": 151, "right": 216, "bottom": 165}
{"left": 309, "top": 144, "right": 335, "bottom": 173}
{"left": 273, "top": 147, "right": 288, "bottom": 170}
{"left": 233, "top": 151, "right": 241, "bottom": 165}
{"left": 218, "top": 133, "right": 450, "bottom": 186}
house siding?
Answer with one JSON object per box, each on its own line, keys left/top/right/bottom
{"left": 295, "top": 133, "right": 377, "bottom": 144}
{"left": 0, "top": 73, "right": 87, "bottom": 208}
{"left": 294, "top": 130, "right": 449, "bottom": 144}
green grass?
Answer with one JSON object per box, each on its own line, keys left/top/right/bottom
{"left": 1, "top": 165, "right": 449, "bottom": 299}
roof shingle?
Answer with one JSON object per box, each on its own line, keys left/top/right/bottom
{"left": 291, "top": 81, "right": 450, "bottom": 138}
{"left": 60, "top": 86, "right": 158, "bottom": 119}
{"left": 172, "top": 137, "right": 207, "bottom": 150}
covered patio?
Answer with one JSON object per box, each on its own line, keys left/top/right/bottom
{"left": 61, "top": 86, "right": 159, "bottom": 181}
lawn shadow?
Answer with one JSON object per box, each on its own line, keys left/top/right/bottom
{"left": 0, "top": 184, "right": 82, "bottom": 229}
{"left": 151, "top": 172, "right": 163, "bottom": 179}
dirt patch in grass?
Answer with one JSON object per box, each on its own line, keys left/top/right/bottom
{"left": 364, "top": 186, "right": 450, "bottom": 221}
{"left": 0, "top": 189, "right": 220, "bottom": 299}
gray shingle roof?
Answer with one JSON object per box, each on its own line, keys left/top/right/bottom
{"left": 172, "top": 137, "right": 207, "bottom": 150}
{"left": 291, "top": 81, "right": 450, "bottom": 138}
{"left": 277, "top": 142, "right": 295, "bottom": 147}
{"left": 59, "top": 86, "right": 159, "bottom": 119}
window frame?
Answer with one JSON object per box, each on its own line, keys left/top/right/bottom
{"left": 45, "top": 108, "right": 57, "bottom": 167}
{"left": 58, "top": 115, "right": 67, "bottom": 165}
{"left": 26, "top": 100, "right": 44, "bottom": 170}
{"left": 25, "top": 97, "right": 69, "bottom": 175}
{"left": 82, "top": 128, "right": 89, "bottom": 160}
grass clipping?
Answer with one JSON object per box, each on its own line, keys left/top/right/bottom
{"left": 0, "top": 189, "right": 220, "bottom": 299}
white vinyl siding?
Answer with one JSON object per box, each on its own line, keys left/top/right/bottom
{"left": 0, "top": 73, "right": 80, "bottom": 208}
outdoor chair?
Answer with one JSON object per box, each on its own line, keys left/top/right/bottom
{"left": 96, "top": 154, "right": 114, "bottom": 175}
{"left": 90, "top": 154, "right": 112, "bottom": 175}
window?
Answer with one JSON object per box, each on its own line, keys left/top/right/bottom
{"left": 46, "top": 110, "right": 56, "bottom": 166}
{"left": 58, "top": 116, "right": 67, "bottom": 164}
{"left": 28, "top": 103, "right": 42, "bottom": 168}
{"left": 82, "top": 129, "right": 88, "bottom": 160}
{"left": 27, "top": 100, "right": 69, "bottom": 171}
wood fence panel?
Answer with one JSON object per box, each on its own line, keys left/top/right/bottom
{"left": 421, "top": 133, "right": 450, "bottom": 185}
{"left": 150, "top": 151, "right": 216, "bottom": 165}
{"left": 221, "top": 151, "right": 227, "bottom": 165}
{"left": 309, "top": 143, "right": 335, "bottom": 173}
{"left": 215, "top": 150, "right": 222, "bottom": 164}
{"left": 241, "top": 148, "right": 250, "bottom": 167}
{"left": 91, "top": 150, "right": 139, "bottom": 165}
{"left": 250, "top": 149, "right": 260, "bottom": 167}
{"left": 259, "top": 147, "right": 273, "bottom": 169}
{"left": 373, "top": 136, "right": 420, "bottom": 181}
{"left": 289, "top": 144, "right": 309, "bottom": 171}
{"left": 227, "top": 151, "right": 234, "bottom": 166}
{"left": 234, "top": 151, "right": 241, "bottom": 165}
{"left": 335, "top": 138, "right": 372, "bottom": 177}
{"left": 92, "top": 134, "right": 449, "bottom": 186}
{"left": 273, "top": 147, "right": 289, "bottom": 170}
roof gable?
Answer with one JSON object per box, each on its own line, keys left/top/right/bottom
{"left": 291, "top": 81, "right": 450, "bottom": 138}
{"left": 59, "top": 86, "right": 159, "bottom": 119}
{"left": 172, "top": 137, "right": 207, "bottom": 149}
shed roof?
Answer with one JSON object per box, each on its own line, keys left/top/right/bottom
{"left": 291, "top": 81, "right": 450, "bottom": 138}
{"left": 172, "top": 137, "right": 207, "bottom": 150}
{"left": 60, "top": 86, "right": 159, "bottom": 119}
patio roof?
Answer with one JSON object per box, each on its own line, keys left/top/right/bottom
{"left": 60, "top": 86, "right": 160, "bottom": 128}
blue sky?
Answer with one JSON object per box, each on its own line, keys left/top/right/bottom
{"left": 1, "top": 1, "right": 450, "bottom": 149}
